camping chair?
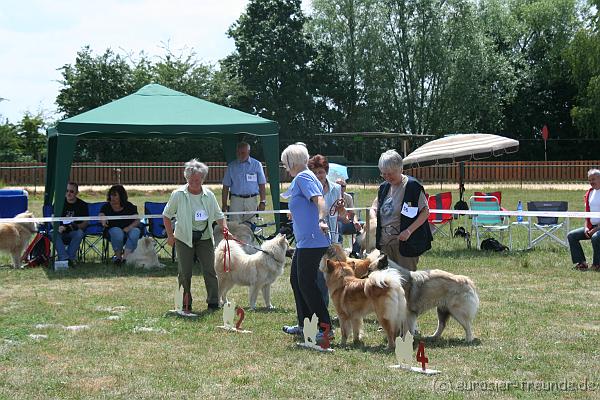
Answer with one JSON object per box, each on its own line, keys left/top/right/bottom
{"left": 526, "top": 201, "right": 569, "bottom": 248}
{"left": 144, "top": 201, "right": 175, "bottom": 262}
{"left": 469, "top": 196, "right": 512, "bottom": 250}
{"left": 427, "top": 192, "right": 453, "bottom": 237}
{"left": 80, "top": 202, "right": 107, "bottom": 262}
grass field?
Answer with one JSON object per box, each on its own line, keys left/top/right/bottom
{"left": 1, "top": 187, "right": 599, "bottom": 399}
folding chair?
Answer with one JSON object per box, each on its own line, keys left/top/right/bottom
{"left": 144, "top": 201, "right": 175, "bottom": 262}
{"left": 80, "top": 202, "right": 107, "bottom": 262}
{"left": 428, "top": 192, "right": 453, "bottom": 237}
{"left": 474, "top": 191, "right": 503, "bottom": 207}
{"left": 526, "top": 201, "right": 569, "bottom": 248}
{"left": 469, "top": 196, "right": 512, "bottom": 250}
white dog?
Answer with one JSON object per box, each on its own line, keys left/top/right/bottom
{"left": 0, "top": 211, "right": 37, "bottom": 268}
{"left": 125, "top": 236, "right": 165, "bottom": 269}
{"left": 214, "top": 233, "right": 289, "bottom": 309}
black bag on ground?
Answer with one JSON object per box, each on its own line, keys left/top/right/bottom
{"left": 480, "top": 237, "right": 508, "bottom": 252}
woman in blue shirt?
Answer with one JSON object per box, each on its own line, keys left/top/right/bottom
{"left": 281, "top": 144, "right": 333, "bottom": 341}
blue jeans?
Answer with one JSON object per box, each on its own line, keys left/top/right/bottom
{"left": 108, "top": 227, "right": 141, "bottom": 253}
{"left": 55, "top": 229, "right": 85, "bottom": 261}
{"left": 567, "top": 227, "right": 600, "bottom": 265}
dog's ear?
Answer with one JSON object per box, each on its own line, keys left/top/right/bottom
{"left": 377, "top": 254, "right": 388, "bottom": 270}
{"left": 326, "top": 259, "right": 336, "bottom": 273}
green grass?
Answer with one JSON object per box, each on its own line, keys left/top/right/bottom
{"left": 1, "top": 187, "right": 599, "bottom": 399}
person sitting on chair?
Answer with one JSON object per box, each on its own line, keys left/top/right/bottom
{"left": 99, "top": 185, "right": 141, "bottom": 265}
{"left": 55, "top": 181, "right": 88, "bottom": 268}
{"left": 221, "top": 141, "right": 267, "bottom": 224}
{"left": 568, "top": 168, "right": 600, "bottom": 272}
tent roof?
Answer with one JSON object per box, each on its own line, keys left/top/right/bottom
{"left": 49, "top": 84, "right": 278, "bottom": 138}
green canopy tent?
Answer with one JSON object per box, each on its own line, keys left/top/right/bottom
{"left": 45, "top": 83, "right": 280, "bottom": 225}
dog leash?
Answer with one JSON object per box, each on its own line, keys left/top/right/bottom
{"left": 222, "top": 229, "right": 281, "bottom": 269}
{"left": 222, "top": 227, "right": 232, "bottom": 273}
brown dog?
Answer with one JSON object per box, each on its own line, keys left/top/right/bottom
{"left": 321, "top": 258, "right": 407, "bottom": 350}
{"left": 0, "top": 211, "right": 37, "bottom": 268}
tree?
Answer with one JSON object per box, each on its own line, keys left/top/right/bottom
{"left": 482, "top": 0, "right": 582, "bottom": 144}
{"left": 566, "top": 0, "right": 600, "bottom": 137}
{"left": 225, "top": 0, "right": 323, "bottom": 143}
{"left": 0, "top": 122, "right": 26, "bottom": 162}
{"left": 17, "top": 114, "right": 46, "bottom": 162}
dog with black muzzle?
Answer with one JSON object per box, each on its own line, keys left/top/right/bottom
{"left": 371, "top": 253, "right": 479, "bottom": 343}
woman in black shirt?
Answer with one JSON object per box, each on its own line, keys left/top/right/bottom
{"left": 99, "top": 185, "right": 141, "bottom": 264}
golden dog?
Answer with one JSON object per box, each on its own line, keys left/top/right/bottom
{"left": 0, "top": 211, "right": 37, "bottom": 268}
{"left": 321, "top": 258, "right": 407, "bottom": 350}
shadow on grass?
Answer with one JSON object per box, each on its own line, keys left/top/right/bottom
{"left": 42, "top": 261, "right": 181, "bottom": 280}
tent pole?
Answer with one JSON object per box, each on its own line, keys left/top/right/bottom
{"left": 261, "top": 135, "right": 281, "bottom": 229}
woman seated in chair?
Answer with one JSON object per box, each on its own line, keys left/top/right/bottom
{"left": 99, "top": 184, "right": 141, "bottom": 265}
{"left": 568, "top": 168, "right": 600, "bottom": 272}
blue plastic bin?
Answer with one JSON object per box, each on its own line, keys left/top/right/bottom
{"left": 0, "top": 189, "right": 29, "bottom": 218}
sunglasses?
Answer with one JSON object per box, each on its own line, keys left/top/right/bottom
{"left": 66, "top": 189, "right": 76, "bottom": 193}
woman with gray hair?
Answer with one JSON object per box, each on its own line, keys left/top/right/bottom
{"left": 567, "top": 168, "right": 600, "bottom": 271}
{"left": 371, "top": 149, "right": 432, "bottom": 271}
{"left": 280, "top": 143, "right": 333, "bottom": 343}
{"left": 163, "top": 159, "right": 228, "bottom": 313}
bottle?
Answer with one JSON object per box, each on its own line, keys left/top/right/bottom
{"left": 517, "top": 200, "right": 523, "bottom": 223}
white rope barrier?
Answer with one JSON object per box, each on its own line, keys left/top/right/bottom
{"left": 2, "top": 207, "right": 600, "bottom": 224}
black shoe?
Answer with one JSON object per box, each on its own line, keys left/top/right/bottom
{"left": 349, "top": 252, "right": 360, "bottom": 259}
{"left": 68, "top": 260, "right": 77, "bottom": 268}
{"left": 207, "top": 303, "right": 219, "bottom": 311}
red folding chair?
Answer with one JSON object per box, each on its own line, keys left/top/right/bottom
{"left": 427, "top": 192, "right": 453, "bottom": 237}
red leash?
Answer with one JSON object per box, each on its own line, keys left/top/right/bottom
{"left": 222, "top": 227, "right": 231, "bottom": 272}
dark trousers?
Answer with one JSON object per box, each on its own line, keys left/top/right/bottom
{"left": 175, "top": 238, "right": 219, "bottom": 308}
{"left": 290, "top": 247, "right": 331, "bottom": 328}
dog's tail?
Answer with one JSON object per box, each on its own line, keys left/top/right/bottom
{"left": 365, "top": 269, "right": 407, "bottom": 324}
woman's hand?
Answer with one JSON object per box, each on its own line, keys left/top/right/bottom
{"left": 585, "top": 227, "right": 598, "bottom": 238}
{"left": 319, "top": 220, "right": 329, "bottom": 234}
{"left": 398, "top": 228, "right": 412, "bottom": 242}
{"left": 167, "top": 235, "right": 176, "bottom": 247}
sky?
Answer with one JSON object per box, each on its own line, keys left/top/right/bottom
{"left": 0, "top": 0, "right": 309, "bottom": 124}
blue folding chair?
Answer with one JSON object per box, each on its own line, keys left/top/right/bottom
{"left": 80, "top": 202, "right": 107, "bottom": 262}
{"left": 144, "top": 201, "right": 175, "bottom": 262}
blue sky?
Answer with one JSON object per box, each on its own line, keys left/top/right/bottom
{"left": 0, "top": 0, "right": 262, "bottom": 123}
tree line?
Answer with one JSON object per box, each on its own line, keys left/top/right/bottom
{"left": 1, "top": 0, "right": 598, "bottom": 163}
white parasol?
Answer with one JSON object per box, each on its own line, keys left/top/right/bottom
{"left": 403, "top": 134, "right": 519, "bottom": 206}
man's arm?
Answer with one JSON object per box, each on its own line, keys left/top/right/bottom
{"left": 222, "top": 185, "right": 230, "bottom": 212}
{"left": 258, "top": 183, "right": 266, "bottom": 211}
